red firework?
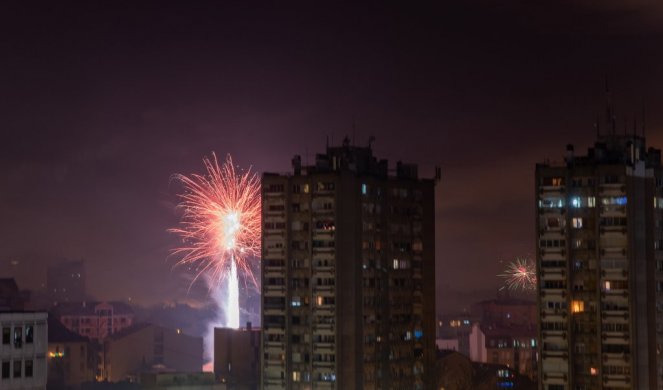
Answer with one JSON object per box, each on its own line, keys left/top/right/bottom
{"left": 170, "top": 153, "right": 261, "bottom": 287}
{"left": 499, "top": 257, "right": 537, "bottom": 291}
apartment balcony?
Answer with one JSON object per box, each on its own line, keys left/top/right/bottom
{"left": 541, "top": 330, "right": 566, "bottom": 339}
{"left": 539, "top": 184, "right": 565, "bottom": 193}
{"left": 541, "top": 350, "right": 568, "bottom": 359}
{"left": 603, "top": 374, "right": 630, "bottom": 387}
{"left": 540, "top": 269, "right": 566, "bottom": 280}
{"left": 313, "top": 324, "right": 335, "bottom": 333}
{"left": 541, "top": 308, "right": 568, "bottom": 320}
{"left": 602, "top": 352, "right": 630, "bottom": 363}
{"left": 601, "top": 290, "right": 629, "bottom": 300}
{"left": 264, "top": 286, "right": 286, "bottom": 297}
{"left": 539, "top": 288, "right": 566, "bottom": 298}
{"left": 601, "top": 307, "right": 629, "bottom": 319}
{"left": 598, "top": 183, "right": 625, "bottom": 194}
{"left": 601, "top": 332, "right": 630, "bottom": 344}
{"left": 264, "top": 341, "right": 285, "bottom": 352}
{"left": 313, "top": 342, "right": 334, "bottom": 351}
{"left": 264, "top": 249, "right": 285, "bottom": 257}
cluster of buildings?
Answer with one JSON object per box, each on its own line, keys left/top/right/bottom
{"left": 1, "top": 262, "right": 209, "bottom": 389}
{"left": 5, "top": 125, "right": 663, "bottom": 390}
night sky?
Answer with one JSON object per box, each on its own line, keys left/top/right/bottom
{"left": 2, "top": 1, "right": 663, "bottom": 313}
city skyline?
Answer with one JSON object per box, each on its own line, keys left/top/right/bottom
{"left": 2, "top": 2, "right": 663, "bottom": 312}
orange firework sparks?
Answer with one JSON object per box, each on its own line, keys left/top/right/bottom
{"left": 170, "top": 153, "right": 261, "bottom": 288}
{"left": 499, "top": 257, "right": 537, "bottom": 291}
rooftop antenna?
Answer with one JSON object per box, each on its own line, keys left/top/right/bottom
{"left": 605, "top": 76, "right": 616, "bottom": 137}
{"left": 642, "top": 99, "right": 646, "bottom": 138}
{"left": 633, "top": 115, "right": 637, "bottom": 140}
{"left": 352, "top": 119, "right": 356, "bottom": 146}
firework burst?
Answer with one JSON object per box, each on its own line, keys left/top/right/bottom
{"left": 169, "top": 152, "right": 261, "bottom": 300}
{"left": 499, "top": 257, "right": 537, "bottom": 291}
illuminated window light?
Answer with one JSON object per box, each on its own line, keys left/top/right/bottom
{"left": 571, "top": 300, "right": 584, "bottom": 313}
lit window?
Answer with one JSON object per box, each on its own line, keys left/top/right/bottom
{"left": 316, "top": 296, "right": 323, "bottom": 306}
{"left": 293, "top": 371, "right": 301, "bottom": 382}
{"left": 361, "top": 184, "right": 367, "bottom": 195}
{"left": 571, "top": 300, "right": 584, "bottom": 313}
{"left": 571, "top": 197, "right": 582, "bottom": 208}
{"left": 303, "top": 184, "right": 310, "bottom": 193}
{"left": 590, "top": 367, "right": 598, "bottom": 376}
{"left": 604, "top": 281, "right": 611, "bottom": 291}
{"left": 588, "top": 196, "right": 596, "bottom": 207}
{"left": 393, "top": 259, "right": 399, "bottom": 270}
{"left": 552, "top": 178, "right": 563, "bottom": 187}
{"left": 449, "top": 320, "right": 461, "bottom": 327}
{"left": 292, "top": 297, "right": 301, "bottom": 307}
{"left": 572, "top": 218, "right": 583, "bottom": 229}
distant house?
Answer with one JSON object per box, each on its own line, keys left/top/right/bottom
{"left": 52, "top": 301, "right": 135, "bottom": 341}
{"left": 47, "top": 316, "right": 96, "bottom": 388}
{"left": 103, "top": 323, "right": 203, "bottom": 383}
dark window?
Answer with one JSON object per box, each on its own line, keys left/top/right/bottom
{"left": 25, "top": 325, "right": 33, "bottom": 344}
{"left": 13, "top": 360, "right": 21, "bottom": 378}
{"left": 1, "top": 328, "right": 9, "bottom": 345}
{"left": 24, "top": 360, "right": 32, "bottom": 378}
{"left": 1, "top": 361, "right": 9, "bottom": 379}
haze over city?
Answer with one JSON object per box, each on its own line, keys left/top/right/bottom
{"left": 2, "top": 2, "right": 663, "bottom": 389}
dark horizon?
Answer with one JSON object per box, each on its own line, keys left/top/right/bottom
{"left": 2, "top": 1, "right": 663, "bottom": 313}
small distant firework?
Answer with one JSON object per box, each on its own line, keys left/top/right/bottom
{"left": 170, "top": 153, "right": 261, "bottom": 328}
{"left": 499, "top": 257, "right": 537, "bottom": 291}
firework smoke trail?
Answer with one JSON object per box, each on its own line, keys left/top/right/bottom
{"left": 499, "top": 257, "right": 537, "bottom": 291}
{"left": 170, "top": 153, "right": 261, "bottom": 331}
{"left": 227, "top": 255, "right": 240, "bottom": 328}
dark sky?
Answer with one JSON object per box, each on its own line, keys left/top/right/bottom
{"left": 2, "top": 1, "right": 663, "bottom": 312}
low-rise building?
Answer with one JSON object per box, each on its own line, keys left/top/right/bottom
{"left": 53, "top": 301, "right": 134, "bottom": 341}
{"left": 47, "top": 316, "right": 96, "bottom": 387}
{"left": 0, "top": 311, "right": 48, "bottom": 389}
{"left": 140, "top": 371, "right": 225, "bottom": 389}
{"left": 214, "top": 324, "right": 260, "bottom": 390}
{"left": 482, "top": 324, "right": 537, "bottom": 380}
{"left": 104, "top": 323, "right": 203, "bottom": 382}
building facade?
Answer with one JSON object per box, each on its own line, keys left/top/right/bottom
{"left": 483, "top": 324, "right": 537, "bottom": 380}
{"left": 260, "top": 140, "right": 437, "bottom": 390}
{"left": 214, "top": 324, "right": 260, "bottom": 390}
{"left": 47, "top": 259, "right": 86, "bottom": 305}
{"left": 47, "top": 316, "right": 96, "bottom": 388}
{"left": 54, "top": 301, "right": 134, "bottom": 341}
{"left": 0, "top": 312, "right": 48, "bottom": 389}
{"left": 536, "top": 134, "right": 663, "bottom": 389}
{"left": 104, "top": 323, "right": 203, "bottom": 382}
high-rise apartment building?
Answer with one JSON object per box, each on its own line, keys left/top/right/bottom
{"left": 260, "top": 139, "right": 437, "bottom": 390}
{"left": 47, "top": 259, "right": 86, "bottom": 305}
{"left": 536, "top": 132, "right": 663, "bottom": 390}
